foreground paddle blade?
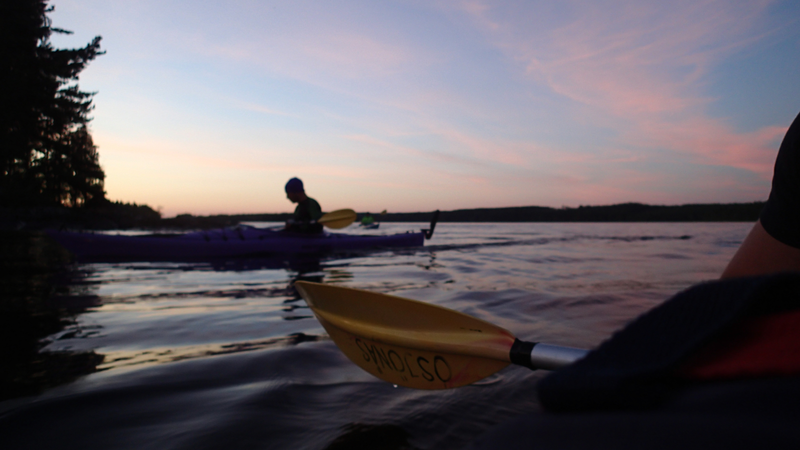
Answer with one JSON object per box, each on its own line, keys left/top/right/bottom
{"left": 294, "top": 281, "right": 515, "bottom": 389}
{"left": 319, "top": 209, "right": 357, "bottom": 229}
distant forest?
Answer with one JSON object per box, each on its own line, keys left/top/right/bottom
{"left": 228, "top": 202, "right": 765, "bottom": 224}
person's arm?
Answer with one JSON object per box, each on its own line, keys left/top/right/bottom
{"left": 721, "top": 220, "right": 800, "bottom": 278}
{"left": 722, "top": 111, "right": 800, "bottom": 278}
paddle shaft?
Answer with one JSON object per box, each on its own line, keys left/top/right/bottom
{"left": 511, "top": 339, "right": 590, "bottom": 370}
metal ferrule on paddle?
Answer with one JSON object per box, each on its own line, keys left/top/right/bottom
{"left": 510, "top": 339, "right": 589, "bottom": 371}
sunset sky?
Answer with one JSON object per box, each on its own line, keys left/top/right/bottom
{"left": 50, "top": 0, "right": 800, "bottom": 217}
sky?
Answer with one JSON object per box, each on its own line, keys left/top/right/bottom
{"left": 49, "top": 0, "right": 800, "bottom": 217}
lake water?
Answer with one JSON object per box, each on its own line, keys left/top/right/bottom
{"left": 1, "top": 222, "right": 751, "bottom": 449}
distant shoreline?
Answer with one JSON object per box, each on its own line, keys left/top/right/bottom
{"left": 2, "top": 201, "right": 765, "bottom": 231}
{"left": 228, "top": 201, "right": 765, "bottom": 224}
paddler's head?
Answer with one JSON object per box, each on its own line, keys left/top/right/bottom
{"left": 285, "top": 177, "right": 307, "bottom": 203}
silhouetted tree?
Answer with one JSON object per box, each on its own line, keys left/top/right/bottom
{"left": 1, "top": 0, "right": 105, "bottom": 207}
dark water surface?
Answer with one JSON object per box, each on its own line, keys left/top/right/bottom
{"left": 1, "top": 222, "right": 750, "bottom": 449}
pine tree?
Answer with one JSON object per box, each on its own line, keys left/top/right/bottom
{"left": 1, "top": 0, "right": 105, "bottom": 207}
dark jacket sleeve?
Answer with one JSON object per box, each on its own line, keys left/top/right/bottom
{"left": 760, "top": 111, "right": 800, "bottom": 248}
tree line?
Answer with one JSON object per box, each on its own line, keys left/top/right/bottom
{"left": 223, "top": 202, "right": 764, "bottom": 224}
{"left": 1, "top": 0, "right": 105, "bottom": 208}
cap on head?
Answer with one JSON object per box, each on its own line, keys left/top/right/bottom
{"left": 285, "top": 177, "right": 304, "bottom": 193}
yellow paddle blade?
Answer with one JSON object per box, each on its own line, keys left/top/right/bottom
{"left": 294, "top": 281, "right": 515, "bottom": 389}
{"left": 318, "top": 209, "right": 357, "bottom": 229}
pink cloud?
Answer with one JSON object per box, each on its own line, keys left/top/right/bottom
{"left": 451, "top": 0, "right": 782, "bottom": 179}
{"left": 631, "top": 119, "right": 786, "bottom": 177}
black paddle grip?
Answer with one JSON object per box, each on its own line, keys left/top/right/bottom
{"left": 509, "top": 338, "right": 536, "bottom": 369}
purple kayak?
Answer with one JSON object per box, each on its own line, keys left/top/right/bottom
{"left": 47, "top": 225, "right": 428, "bottom": 262}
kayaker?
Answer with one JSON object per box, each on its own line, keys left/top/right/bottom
{"left": 360, "top": 213, "right": 374, "bottom": 226}
{"left": 284, "top": 177, "right": 323, "bottom": 233}
{"left": 722, "top": 110, "right": 800, "bottom": 278}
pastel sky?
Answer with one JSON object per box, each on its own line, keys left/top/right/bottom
{"left": 50, "top": 0, "right": 800, "bottom": 217}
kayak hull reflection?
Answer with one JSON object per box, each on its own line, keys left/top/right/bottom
{"left": 47, "top": 226, "right": 426, "bottom": 262}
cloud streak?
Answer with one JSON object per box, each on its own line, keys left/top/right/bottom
{"left": 451, "top": 0, "right": 784, "bottom": 178}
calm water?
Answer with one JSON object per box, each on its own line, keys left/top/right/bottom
{"left": 1, "top": 222, "right": 750, "bottom": 449}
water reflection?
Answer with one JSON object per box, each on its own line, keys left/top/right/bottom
{"left": 35, "top": 253, "right": 354, "bottom": 375}
{"left": 284, "top": 261, "right": 328, "bottom": 320}
{"left": 207, "top": 254, "right": 325, "bottom": 273}
{"left": 100, "top": 332, "right": 325, "bottom": 369}
{"left": 0, "top": 232, "right": 104, "bottom": 401}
